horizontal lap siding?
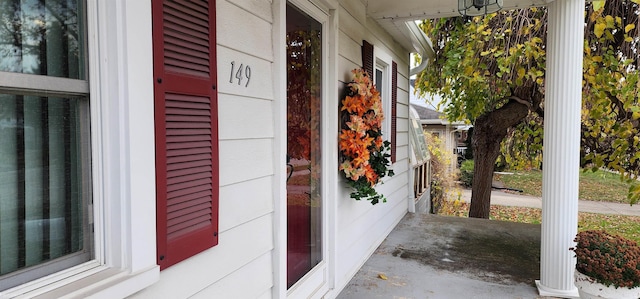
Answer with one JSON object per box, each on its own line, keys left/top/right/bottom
{"left": 190, "top": 253, "right": 273, "bottom": 298}
{"left": 133, "top": 214, "right": 275, "bottom": 298}
{"left": 138, "top": 0, "right": 276, "bottom": 297}
{"left": 334, "top": 0, "right": 411, "bottom": 296}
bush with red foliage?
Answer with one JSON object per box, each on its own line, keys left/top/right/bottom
{"left": 571, "top": 230, "right": 640, "bottom": 289}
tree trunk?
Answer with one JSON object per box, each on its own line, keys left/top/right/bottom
{"left": 468, "top": 96, "right": 533, "bottom": 218}
{"left": 468, "top": 119, "right": 502, "bottom": 218}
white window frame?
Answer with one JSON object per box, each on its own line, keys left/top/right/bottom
{"left": 0, "top": 1, "right": 159, "bottom": 298}
{"left": 374, "top": 48, "right": 392, "bottom": 143}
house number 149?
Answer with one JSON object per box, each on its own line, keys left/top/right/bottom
{"left": 229, "top": 61, "right": 251, "bottom": 87}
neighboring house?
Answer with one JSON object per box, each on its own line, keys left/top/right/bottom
{"left": 410, "top": 103, "right": 470, "bottom": 171}
{"left": 0, "top": 0, "right": 588, "bottom": 298}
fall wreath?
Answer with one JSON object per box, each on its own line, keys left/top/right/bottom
{"left": 339, "top": 69, "right": 394, "bottom": 204}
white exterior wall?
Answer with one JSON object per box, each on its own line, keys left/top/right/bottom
{"left": 132, "top": 0, "right": 276, "bottom": 297}
{"left": 0, "top": 0, "right": 413, "bottom": 297}
{"left": 331, "top": 0, "right": 412, "bottom": 295}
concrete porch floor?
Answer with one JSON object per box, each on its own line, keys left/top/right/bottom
{"left": 338, "top": 213, "right": 547, "bottom": 299}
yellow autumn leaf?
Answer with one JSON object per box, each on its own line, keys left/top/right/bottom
{"left": 631, "top": 0, "right": 639, "bottom": 4}
{"left": 464, "top": 65, "right": 474, "bottom": 76}
{"left": 592, "top": 56, "right": 603, "bottom": 62}
{"left": 605, "top": 30, "right": 614, "bottom": 41}
{"left": 594, "top": 23, "right": 606, "bottom": 38}
{"left": 517, "top": 67, "right": 525, "bottom": 79}
{"left": 605, "top": 15, "right": 614, "bottom": 28}
{"left": 625, "top": 36, "right": 633, "bottom": 42}
{"left": 625, "top": 24, "right": 635, "bottom": 33}
{"left": 378, "top": 273, "right": 388, "bottom": 280}
{"left": 480, "top": 50, "right": 491, "bottom": 56}
{"left": 592, "top": 0, "right": 605, "bottom": 10}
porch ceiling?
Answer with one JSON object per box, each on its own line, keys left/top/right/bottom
{"left": 366, "top": 0, "right": 549, "bottom": 67}
{"left": 366, "top": 0, "right": 548, "bottom": 21}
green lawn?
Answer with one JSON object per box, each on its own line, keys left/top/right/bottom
{"left": 494, "top": 169, "right": 630, "bottom": 203}
{"left": 441, "top": 168, "right": 640, "bottom": 243}
{"left": 441, "top": 202, "right": 640, "bottom": 244}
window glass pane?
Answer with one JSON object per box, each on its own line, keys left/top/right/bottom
{"left": 376, "top": 66, "right": 390, "bottom": 139}
{"left": 286, "top": 3, "right": 322, "bottom": 289}
{"left": 0, "top": 0, "right": 85, "bottom": 79}
{"left": 0, "top": 94, "right": 91, "bottom": 290}
{"left": 375, "top": 68, "right": 383, "bottom": 96}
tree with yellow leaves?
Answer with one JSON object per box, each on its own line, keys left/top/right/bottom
{"left": 415, "top": 1, "right": 639, "bottom": 218}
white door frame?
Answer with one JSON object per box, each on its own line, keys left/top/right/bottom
{"left": 272, "top": 0, "right": 338, "bottom": 298}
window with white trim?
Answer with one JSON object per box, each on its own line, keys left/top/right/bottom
{"left": 0, "top": 0, "right": 92, "bottom": 291}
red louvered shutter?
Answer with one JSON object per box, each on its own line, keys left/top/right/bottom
{"left": 152, "top": 0, "right": 219, "bottom": 270}
{"left": 361, "top": 40, "right": 374, "bottom": 78}
{"left": 391, "top": 61, "right": 397, "bottom": 163}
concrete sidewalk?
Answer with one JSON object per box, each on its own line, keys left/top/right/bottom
{"left": 459, "top": 189, "right": 640, "bottom": 217}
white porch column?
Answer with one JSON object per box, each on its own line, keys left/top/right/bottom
{"left": 535, "top": 0, "right": 584, "bottom": 297}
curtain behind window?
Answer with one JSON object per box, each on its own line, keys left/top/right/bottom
{"left": 0, "top": 0, "right": 90, "bottom": 290}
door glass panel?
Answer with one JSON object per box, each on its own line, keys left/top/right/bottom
{"left": 285, "top": 2, "right": 322, "bottom": 289}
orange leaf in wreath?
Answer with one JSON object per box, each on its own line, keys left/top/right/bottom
{"left": 352, "top": 154, "right": 369, "bottom": 168}
{"left": 374, "top": 136, "right": 383, "bottom": 149}
{"left": 340, "top": 160, "right": 366, "bottom": 180}
{"left": 346, "top": 115, "right": 369, "bottom": 133}
{"left": 364, "top": 164, "right": 379, "bottom": 186}
{"left": 361, "top": 134, "right": 374, "bottom": 149}
{"left": 341, "top": 95, "right": 367, "bottom": 116}
{"left": 339, "top": 129, "right": 360, "bottom": 156}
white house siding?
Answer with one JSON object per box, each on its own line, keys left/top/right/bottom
{"left": 332, "top": 0, "right": 412, "bottom": 295}
{"left": 131, "top": 0, "right": 276, "bottom": 298}
{"left": 0, "top": 0, "right": 412, "bottom": 296}
{"left": 130, "top": 0, "right": 413, "bottom": 297}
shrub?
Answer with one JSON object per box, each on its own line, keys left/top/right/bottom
{"left": 570, "top": 230, "right": 640, "bottom": 289}
{"left": 459, "top": 159, "right": 474, "bottom": 187}
{"left": 424, "top": 132, "right": 459, "bottom": 214}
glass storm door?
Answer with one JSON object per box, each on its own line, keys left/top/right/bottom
{"left": 285, "top": 3, "right": 322, "bottom": 289}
